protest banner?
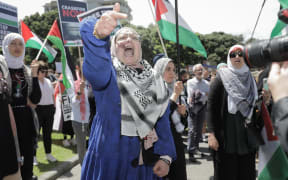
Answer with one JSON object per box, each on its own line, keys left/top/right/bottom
{"left": 0, "top": 1, "right": 18, "bottom": 47}
{"left": 57, "top": 0, "right": 87, "bottom": 46}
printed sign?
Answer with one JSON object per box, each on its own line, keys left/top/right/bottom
{"left": 61, "top": 93, "right": 72, "bottom": 121}
{"left": 57, "top": 0, "right": 87, "bottom": 46}
{"left": 77, "top": 5, "right": 113, "bottom": 21}
{"left": 0, "top": 1, "right": 18, "bottom": 47}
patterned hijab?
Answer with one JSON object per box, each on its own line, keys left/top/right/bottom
{"left": 2, "top": 33, "right": 25, "bottom": 69}
{"left": 218, "top": 45, "right": 258, "bottom": 118}
{"left": 111, "top": 28, "right": 169, "bottom": 138}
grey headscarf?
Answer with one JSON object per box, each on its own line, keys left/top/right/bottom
{"left": 218, "top": 44, "right": 258, "bottom": 118}
{"left": 154, "top": 57, "right": 185, "bottom": 133}
{"left": 153, "top": 57, "right": 174, "bottom": 95}
{"left": 2, "top": 33, "right": 25, "bottom": 69}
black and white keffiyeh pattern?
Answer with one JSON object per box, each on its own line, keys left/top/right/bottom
{"left": 113, "top": 57, "right": 170, "bottom": 138}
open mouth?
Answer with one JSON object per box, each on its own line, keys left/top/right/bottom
{"left": 124, "top": 47, "right": 134, "bottom": 57}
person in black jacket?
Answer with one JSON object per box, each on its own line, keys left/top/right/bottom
{"left": 153, "top": 56, "right": 188, "bottom": 180}
{"left": 268, "top": 61, "right": 288, "bottom": 153}
{"left": 1, "top": 33, "right": 41, "bottom": 180}
{"left": 207, "top": 45, "right": 259, "bottom": 180}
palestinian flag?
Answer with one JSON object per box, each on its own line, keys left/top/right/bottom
{"left": 270, "top": 0, "right": 288, "bottom": 38}
{"left": 47, "top": 20, "right": 74, "bottom": 94}
{"left": 21, "top": 21, "right": 57, "bottom": 63}
{"left": 258, "top": 102, "right": 288, "bottom": 180}
{"left": 152, "top": 0, "right": 207, "bottom": 57}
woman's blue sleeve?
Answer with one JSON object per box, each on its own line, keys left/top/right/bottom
{"left": 80, "top": 17, "right": 112, "bottom": 90}
{"left": 154, "top": 105, "right": 177, "bottom": 160}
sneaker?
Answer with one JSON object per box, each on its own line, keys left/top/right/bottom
{"left": 189, "top": 153, "right": 201, "bottom": 164}
{"left": 70, "top": 138, "right": 77, "bottom": 146}
{"left": 194, "top": 149, "right": 206, "bottom": 157}
{"left": 33, "top": 156, "right": 38, "bottom": 166}
{"left": 31, "top": 175, "right": 38, "bottom": 180}
{"left": 46, "top": 153, "right": 57, "bottom": 162}
{"left": 63, "top": 139, "right": 71, "bottom": 147}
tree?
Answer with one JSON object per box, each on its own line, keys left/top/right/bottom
{"left": 126, "top": 23, "right": 244, "bottom": 67}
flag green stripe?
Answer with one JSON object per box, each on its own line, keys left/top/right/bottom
{"left": 270, "top": 20, "right": 286, "bottom": 38}
{"left": 258, "top": 146, "right": 288, "bottom": 180}
{"left": 158, "top": 19, "right": 207, "bottom": 58}
{"left": 47, "top": 35, "right": 71, "bottom": 89}
{"left": 0, "top": 17, "right": 17, "bottom": 27}
{"left": 26, "top": 39, "right": 54, "bottom": 62}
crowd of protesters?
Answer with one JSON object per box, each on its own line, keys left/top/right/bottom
{"left": 1, "top": 3, "right": 288, "bottom": 180}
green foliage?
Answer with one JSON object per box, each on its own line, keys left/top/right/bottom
{"left": 22, "top": 10, "right": 245, "bottom": 68}
{"left": 125, "top": 23, "right": 244, "bottom": 67}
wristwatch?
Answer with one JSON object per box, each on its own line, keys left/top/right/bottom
{"left": 160, "top": 158, "right": 171, "bottom": 166}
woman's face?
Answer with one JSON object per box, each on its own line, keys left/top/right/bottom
{"left": 229, "top": 50, "right": 245, "bottom": 69}
{"left": 8, "top": 39, "right": 24, "bottom": 57}
{"left": 115, "top": 29, "right": 141, "bottom": 66}
{"left": 163, "top": 62, "right": 175, "bottom": 83}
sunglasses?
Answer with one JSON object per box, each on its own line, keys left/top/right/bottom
{"left": 229, "top": 51, "right": 243, "bottom": 58}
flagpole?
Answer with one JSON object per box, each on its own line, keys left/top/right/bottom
{"left": 35, "top": 37, "right": 48, "bottom": 61}
{"left": 148, "top": 0, "right": 168, "bottom": 57}
{"left": 175, "top": 0, "right": 180, "bottom": 79}
{"left": 77, "top": 46, "right": 84, "bottom": 80}
{"left": 175, "top": 0, "right": 182, "bottom": 105}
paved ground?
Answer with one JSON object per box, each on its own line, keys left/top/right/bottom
{"left": 57, "top": 142, "right": 214, "bottom": 180}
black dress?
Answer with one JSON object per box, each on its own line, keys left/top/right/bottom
{"left": 9, "top": 68, "right": 41, "bottom": 180}
{"left": 0, "top": 73, "right": 18, "bottom": 179}
{"left": 166, "top": 100, "right": 187, "bottom": 180}
{"left": 207, "top": 75, "right": 257, "bottom": 180}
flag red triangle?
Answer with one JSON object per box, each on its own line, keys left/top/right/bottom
{"left": 152, "top": 0, "right": 168, "bottom": 22}
{"left": 48, "top": 20, "right": 62, "bottom": 40}
{"left": 261, "top": 102, "right": 278, "bottom": 141}
{"left": 21, "top": 21, "right": 34, "bottom": 43}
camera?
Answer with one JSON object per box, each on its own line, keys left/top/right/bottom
{"left": 243, "top": 8, "right": 288, "bottom": 68}
{"left": 243, "top": 35, "right": 288, "bottom": 68}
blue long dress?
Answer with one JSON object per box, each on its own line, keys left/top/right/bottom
{"left": 80, "top": 17, "right": 177, "bottom": 180}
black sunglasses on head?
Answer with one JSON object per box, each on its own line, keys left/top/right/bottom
{"left": 229, "top": 51, "right": 243, "bottom": 58}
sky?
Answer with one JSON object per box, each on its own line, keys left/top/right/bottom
{"left": 1, "top": 0, "right": 282, "bottom": 40}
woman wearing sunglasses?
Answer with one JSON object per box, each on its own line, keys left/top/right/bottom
{"left": 206, "top": 45, "right": 259, "bottom": 180}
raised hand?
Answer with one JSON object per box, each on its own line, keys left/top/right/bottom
{"left": 268, "top": 62, "right": 288, "bottom": 102}
{"left": 93, "top": 3, "right": 127, "bottom": 39}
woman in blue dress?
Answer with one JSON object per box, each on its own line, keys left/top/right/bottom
{"left": 80, "top": 3, "right": 176, "bottom": 180}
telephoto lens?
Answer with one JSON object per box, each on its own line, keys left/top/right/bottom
{"left": 243, "top": 35, "right": 288, "bottom": 68}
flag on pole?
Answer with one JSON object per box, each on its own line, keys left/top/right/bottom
{"left": 21, "top": 21, "right": 57, "bottom": 63}
{"left": 47, "top": 20, "right": 74, "bottom": 94}
{"left": 258, "top": 102, "right": 288, "bottom": 180}
{"left": 270, "top": 0, "right": 288, "bottom": 38}
{"left": 152, "top": 0, "right": 207, "bottom": 58}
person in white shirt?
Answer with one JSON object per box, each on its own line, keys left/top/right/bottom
{"left": 35, "top": 61, "right": 57, "bottom": 163}
{"left": 186, "top": 64, "right": 210, "bottom": 162}
{"left": 71, "top": 68, "right": 90, "bottom": 165}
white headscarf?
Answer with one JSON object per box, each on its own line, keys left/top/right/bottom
{"left": 2, "top": 33, "right": 25, "bottom": 69}
{"left": 111, "top": 27, "right": 142, "bottom": 59}
{"left": 111, "top": 28, "right": 170, "bottom": 138}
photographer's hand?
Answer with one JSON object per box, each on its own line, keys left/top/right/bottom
{"left": 268, "top": 62, "right": 288, "bottom": 102}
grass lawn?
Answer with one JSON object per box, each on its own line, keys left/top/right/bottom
{"left": 33, "top": 132, "right": 77, "bottom": 177}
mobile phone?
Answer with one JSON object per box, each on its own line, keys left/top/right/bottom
{"left": 263, "top": 78, "right": 269, "bottom": 91}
